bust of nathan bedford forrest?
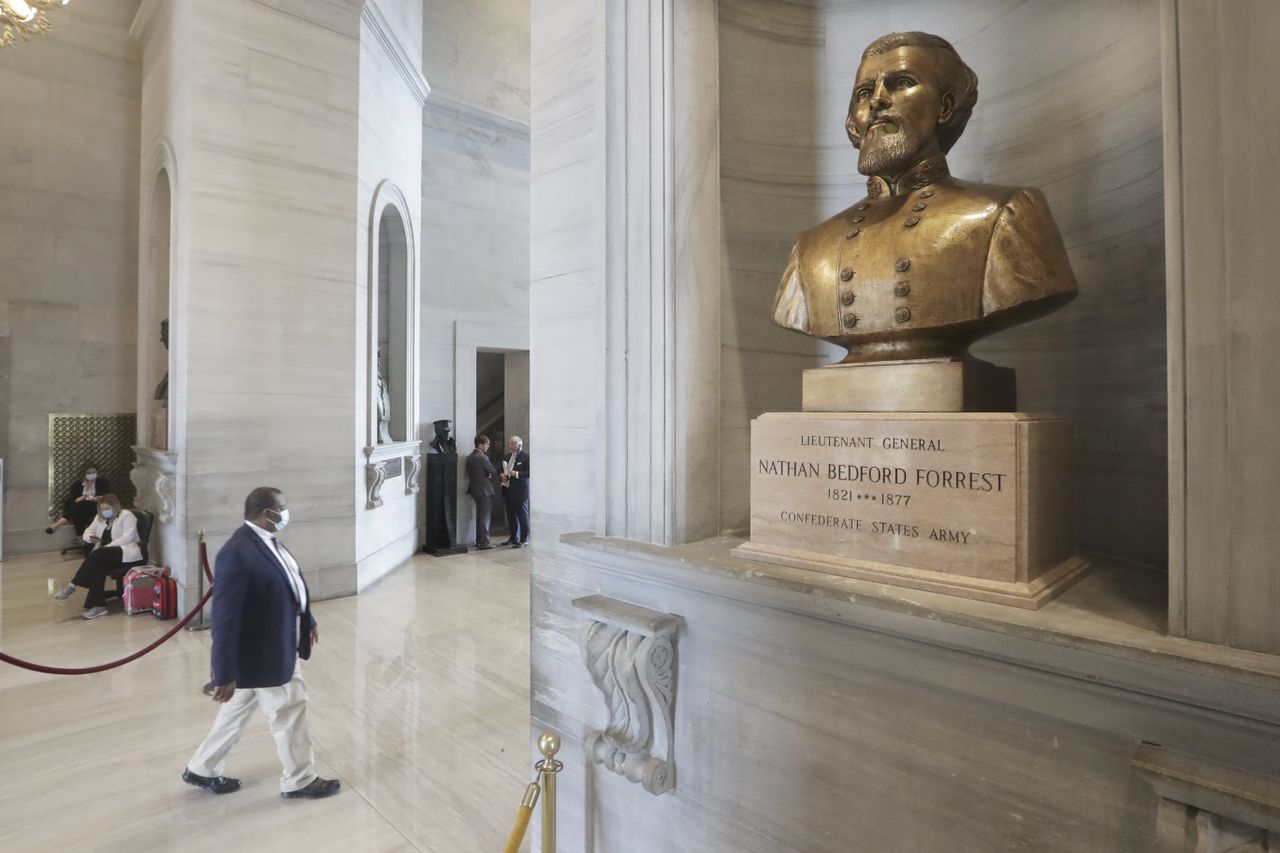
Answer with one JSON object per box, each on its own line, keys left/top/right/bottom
{"left": 773, "top": 32, "right": 1077, "bottom": 364}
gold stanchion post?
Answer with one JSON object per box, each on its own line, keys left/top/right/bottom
{"left": 536, "top": 733, "right": 563, "bottom": 853}
{"left": 503, "top": 782, "right": 541, "bottom": 853}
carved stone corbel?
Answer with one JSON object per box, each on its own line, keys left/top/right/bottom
{"left": 365, "top": 461, "right": 386, "bottom": 509}
{"left": 572, "top": 595, "right": 683, "bottom": 795}
{"left": 1133, "top": 742, "right": 1279, "bottom": 852}
{"left": 404, "top": 454, "right": 422, "bottom": 495}
{"left": 155, "top": 473, "right": 177, "bottom": 523}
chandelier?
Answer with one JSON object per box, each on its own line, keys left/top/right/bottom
{"left": 1, "top": 0, "right": 70, "bottom": 48}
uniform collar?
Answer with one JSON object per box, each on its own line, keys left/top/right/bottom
{"left": 865, "top": 157, "right": 950, "bottom": 199}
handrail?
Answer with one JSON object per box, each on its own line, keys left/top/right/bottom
{"left": 502, "top": 732, "right": 562, "bottom": 853}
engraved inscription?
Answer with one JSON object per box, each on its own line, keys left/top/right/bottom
{"left": 749, "top": 416, "right": 1021, "bottom": 581}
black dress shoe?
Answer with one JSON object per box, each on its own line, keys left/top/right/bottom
{"left": 476, "top": 544, "right": 494, "bottom": 550}
{"left": 500, "top": 539, "right": 515, "bottom": 546}
{"left": 183, "top": 769, "right": 241, "bottom": 794}
{"left": 282, "top": 777, "right": 341, "bottom": 799}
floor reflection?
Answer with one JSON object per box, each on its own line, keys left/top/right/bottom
{"left": 0, "top": 546, "right": 532, "bottom": 853}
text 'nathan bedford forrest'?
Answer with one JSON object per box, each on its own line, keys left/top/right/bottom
{"left": 757, "top": 459, "right": 1007, "bottom": 493}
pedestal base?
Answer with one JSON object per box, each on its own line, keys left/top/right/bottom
{"left": 802, "top": 358, "right": 1016, "bottom": 413}
{"left": 735, "top": 411, "right": 1090, "bottom": 609}
{"left": 734, "top": 541, "right": 1090, "bottom": 610}
{"left": 423, "top": 544, "right": 469, "bottom": 557}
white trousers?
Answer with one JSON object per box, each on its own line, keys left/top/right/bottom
{"left": 187, "top": 671, "right": 316, "bottom": 793}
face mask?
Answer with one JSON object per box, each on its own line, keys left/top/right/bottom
{"left": 102, "top": 508, "right": 114, "bottom": 519}
{"left": 271, "top": 508, "right": 290, "bottom": 531}
{"left": 85, "top": 473, "right": 97, "bottom": 481}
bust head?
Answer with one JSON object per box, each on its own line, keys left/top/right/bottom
{"left": 846, "top": 32, "right": 978, "bottom": 179}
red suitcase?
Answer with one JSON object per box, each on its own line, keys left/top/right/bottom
{"left": 153, "top": 569, "right": 178, "bottom": 620}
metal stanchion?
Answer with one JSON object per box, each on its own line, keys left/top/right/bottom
{"left": 186, "top": 529, "right": 211, "bottom": 633}
{"left": 503, "top": 783, "right": 541, "bottom": 853}
{"left": 537, "top": 733, "right": 563, "bottom": 853}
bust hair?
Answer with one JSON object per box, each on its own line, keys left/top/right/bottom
{"left": 846, "top": 31, "right": 979, "bottom": 154}
{"left": 475, "top": 434, "right": 490, "bottom": 448}
{"left": 244, "top": 486, "right": 283, "bottom": 520}
{"left": 509, "top": 435, "right": 523, "bottom": 447}
{"left": 96, "top": 493, "right": 123, "bottom": 516}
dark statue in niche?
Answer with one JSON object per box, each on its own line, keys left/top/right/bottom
{"left": 773, "top": 31, "right": 1077, "bottom": 365}
{"left": 429, "top": 419, "right": 456, "bottom": 455}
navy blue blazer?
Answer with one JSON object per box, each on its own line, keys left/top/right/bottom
{"left": 211, "top": 523, "right": 317, "bottom": 689}
{"left": 503, "top": 450, "right": 530, "bottom": 500}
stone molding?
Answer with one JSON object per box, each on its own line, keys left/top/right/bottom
{"left": 361, "top": 0, "right": 431, "bottom": 107}
{"left": 404, "top": 454, "right": 422, "bottom": 495}
{"left": 424, "top": 92, "right": 530, "bottom": 141}
{"left": 129, "top": 0, "right": 162, "bottom": 43}
{"left": 573, "top": 594, "right": 683, "bottom": 795}
{"left": 365, "top": 461, "right": 386, "bottom": 509}
{"left": 131, "top": 446, "right": 178, "bottom": 524}
{"left": 1133, "top": 742, "right": 1279, "bottom": 852}
{"left": 365, "top": 439, "right": 421, "bottom": 464}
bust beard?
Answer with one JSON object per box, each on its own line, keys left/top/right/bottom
{"left": 858, "top": 120, "right": 922, "bottom": 178}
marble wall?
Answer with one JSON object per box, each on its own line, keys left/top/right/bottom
{"left": 166, "top": 0, "right": 364, "bottom": 601}
{"left": 0, "top": 2, "right": 141, "bottom": 556}
{"left": 420, "top": 0, "right": 531, "bottom": 543}
{"left": 528, "top": 0, "right": 605, "bottom": 544}
{"left": 718, "top": 0, "right": 1167, "bottom": 566}
{"left": 354, "top": 0, "right": 426, "bottom": 592}
{"left": 530, "top": 537, "right": 1280, "bottom": 853}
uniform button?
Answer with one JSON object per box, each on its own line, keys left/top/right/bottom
{"left": 840, "top": 267, "right": 854, "bottom": 282}
{"left": 905, "top": 216, "right": 921, "bottom": 227}
{"left": 912, "top": 202, "right": 927, "bottom": 211}
{"left": 894, "top": 307, "right": 912, "bottom": 323}
{"left": 840, "top": 291, "right": 856, "bottom": 306}
{"left": 895, "top": 258, "right": 911, "bottom": 272}
{"left": 894, "top": 282, "right": 910, "bottom": 297}
{"left": 842, "top": 313, "right": 859, "bottom": 328}
{"left": 920, "top": 189, "right": 934, "bottom": 198}
{"left": 851, "top": 214, "right": 865, "bottom": 223}
{"left": 845, "top": 229, "right": 861, "bottom": 239}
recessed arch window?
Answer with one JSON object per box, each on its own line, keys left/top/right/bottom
{"left": 367, "top": 181, "right": 418, "bottom": 449}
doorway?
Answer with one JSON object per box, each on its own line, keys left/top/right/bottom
{"left": 476, "top": 350, "right": 530, "bottom": 539}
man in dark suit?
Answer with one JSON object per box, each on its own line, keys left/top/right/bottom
{"left": 466, "top": 434, "right": 499, "bottom": 550}
{"left": 500, "top": 436, "right": 530, "bottom": 548}
{"left": 183, "top": 487, "right": 340, "bottom": 799}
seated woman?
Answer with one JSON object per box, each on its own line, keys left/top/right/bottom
{"left": 45, "top": 463, "right": 111, "bottom": 538}
{"left": 51, "top": 494, "right": 142, "bottom": 620}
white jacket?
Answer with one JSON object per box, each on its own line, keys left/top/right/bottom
{"left": 83, "top": 509, "right": 142, "bottom": 564}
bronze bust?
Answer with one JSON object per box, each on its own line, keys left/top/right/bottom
{"left": 773, "top": 32, "right": 1076, "bottom": 365}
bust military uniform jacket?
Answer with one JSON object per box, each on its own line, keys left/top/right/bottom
{"left": 772, "top": 158, "right": 1076, "bottom": 357}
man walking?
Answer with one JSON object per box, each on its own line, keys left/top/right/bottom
{"left": 466, "top": 434, "right": 500, "bottom": 550}
{"left": 182, "top": 487, "right": 340, "bottom": 800}
{"left": 500, "top": 436, "right": 530, "bottom": 548}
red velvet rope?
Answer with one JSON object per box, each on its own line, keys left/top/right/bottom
{"left": 0, "top": 536, "right": 216, "bottom": 676}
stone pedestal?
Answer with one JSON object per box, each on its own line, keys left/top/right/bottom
{"left": 733, "top": 412, "right": 1089, "bottom": 609}
{"left": 423, "top": 452, "right": 466, "bottom": 556}
{"left": 802, "top": 358, "right": 1016, "bottom": 413}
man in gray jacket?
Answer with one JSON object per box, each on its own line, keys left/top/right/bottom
{"left": 466, "top": 434, "right": 500, "bottom": 550}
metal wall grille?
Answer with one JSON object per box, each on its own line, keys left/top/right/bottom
{"left": 48, "top": 414, "right": 137, "bottom": 518}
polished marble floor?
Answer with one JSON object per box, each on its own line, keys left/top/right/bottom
{"left": 0, "top": 546, "right": 533, "bottom": 853}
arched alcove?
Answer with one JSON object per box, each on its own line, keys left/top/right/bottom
{"left": 148, "top": 166, "right": 172, "bottom": 449}
{"left": 365, "top": 179, "right": 419, "bottom": 460}
{"left": 377, "top": 205, "right": 409, "bottom": 443}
